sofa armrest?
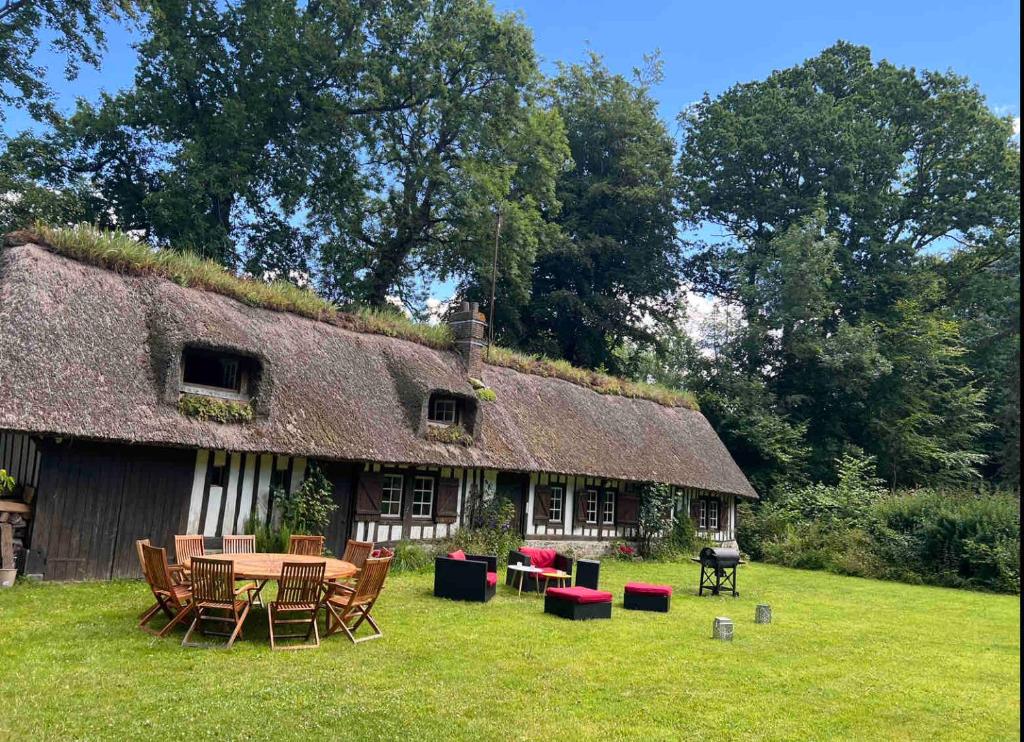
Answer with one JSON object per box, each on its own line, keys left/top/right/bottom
{"left": 465, "top": 554, "right": 498, "bottom": 572}
{"left": 434, "top": 556, "right": 491, "bottom": 602}
{"left": 555, "top": 552, "right": 574, "bottom": 574}
{"left": 508, "top": 549, "right": 530, "bottom": 567}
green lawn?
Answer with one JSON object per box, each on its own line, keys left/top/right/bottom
{"left": 0, "top": 561, "right": 1018, "bottom": 741}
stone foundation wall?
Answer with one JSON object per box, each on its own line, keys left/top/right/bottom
{"left": 523, "top": 539, "right": 632, "bottom": 559}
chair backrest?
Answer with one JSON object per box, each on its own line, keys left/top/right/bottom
{"left": 135, "top": 538, "right": 151, "bottom": 579}
{"left": 141, "top": 543, "right": 174, "bottom": 593}
{"left": 342, "top": 539, "right": 374, "bottom": 570}
{"left": 190, "top": 557, "right": 236, "bottom": 605}
{"left": 352, "top": 555, "right": 393, "bottom": 605}
{"left": 222, "top": 535, "right": 256, "bottom": 554}
{"left": 288, "top": 535, "right": 325, "bottom": 556}
{"left": 277, "top": 560, "right": 326, "bottom": 605}
{"left": 174, "top": 534, "right": 205, "bottom": 564}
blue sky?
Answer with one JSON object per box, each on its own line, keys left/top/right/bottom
{"left": 3, "top": 0, "right": 1019, "bottom": 134}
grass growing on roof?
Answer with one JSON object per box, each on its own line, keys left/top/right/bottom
{"left": 15, "top": 223, "right": 454, "bottom": 350}
{"left": 485, "top": 345, "right": 699, "bottom": 410}
{"left": 12, "top": 223, "right": 699, "bottom": 405}
{"left": 0, "top": 562, "right": 1018, "bottom": 740}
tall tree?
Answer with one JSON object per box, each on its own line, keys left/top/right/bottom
{"left": 317, "top": 0, "right": 568, "bottom": 308}
{"left": 493, "top": 54, "right": 680, "bottom": 372}
{"left": 0, "top": 0, "right": 134, "bottom": 121}
{"left": 676, "top": 43, "right": 1020, "bottom": 488}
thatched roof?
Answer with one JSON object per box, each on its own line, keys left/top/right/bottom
{"left": 0, "top": 243, "right": 756, "bottom": 498}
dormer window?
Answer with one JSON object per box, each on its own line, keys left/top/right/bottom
{"left": 181, "top": 348, "right": 255, "bottom": 401}
{"left": 428, "top": 394, "right": 459, "bottom": 425}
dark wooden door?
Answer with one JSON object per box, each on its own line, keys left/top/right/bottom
{"left": 32, "top": 440, "right": 195, "bottom": 580}
{"left": 318, "top": 460, "right": 357, "bottom": 555}
{"left": 496, "top": 472, "right": 529, "bottom": 537}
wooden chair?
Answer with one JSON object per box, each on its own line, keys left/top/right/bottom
{"left": 181, "top": 557, "right": 255, "bottom": 648}
{"left": 135, "top": 538, "right": 187, "bottom": 621}
{"left": 268, "top": 560, "right": 326, "bottom": 651}
{"left": 221, "top": 534, "right": 256, "bottom": 554}
{"left": 324, "top": 555, "right": 393, "bottom": 643}
{"left": 174, "top": 534, "right": 205, "bottom": 579}
{"left": 330, "top": 538, "right": 374, "bottom": 594}
{"left": 342, "top": 539, "right": 374, "bottom": 571}
{"left": 288, "top": 534, "right": 325, "bottom": 556}
{"left": 220, "top": 534, "right": 262, "bottom": 606}
{"left": 139, "top": 543, "right": 193, "bottom": 637}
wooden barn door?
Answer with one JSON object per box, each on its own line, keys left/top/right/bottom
{"left": 32, "top": 440, "right": 195, "bottom": 580}
{"left": 496, "top": 472, "right": 529, "bottom": 537}
{"left": 318, "top": 460, "right": 357, "bottom": 555}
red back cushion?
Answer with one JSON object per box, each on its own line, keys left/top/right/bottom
{"left": 520, "top": 547, "right": 557, "bottom": 569}
{"left": 448, "top": 549, "right": 467, "bottom": 560}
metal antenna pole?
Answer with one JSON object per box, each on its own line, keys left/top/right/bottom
{"left": 487, "top": 207, "right": 502, "bottom": 361}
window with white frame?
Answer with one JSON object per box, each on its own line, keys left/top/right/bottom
{"left": 381, "top": 473, "right": 403, "bottom": 518}
{"left": 548, "top": 485, "right": 564, "bottom": 523}
{"left": 585, "top": 489, "right": 599, "bottom": 524}
{"left": 428, "top": 395, "right": 458, "bottom": 424}
{"left": 602, "top": 491, "right": 615, "bottom": 525}
{"left": 181, "top": 348, "right": 254, "bottom": 401}
{"left": 708, "top": 498, "right": 719, "bottom": 531}
{"left": 412, "top": 476, "right": 434, "bottom": 518}
{"left": 698, "top": 498, "right": 708, "bottom": 530}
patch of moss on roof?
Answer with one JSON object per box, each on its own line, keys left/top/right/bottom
{"left": 5, "top": 223, "right": 697, "bottom": 411}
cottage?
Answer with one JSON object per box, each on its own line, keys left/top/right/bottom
{"left": 0, "top": 236, "right": 755, "bottom": 580}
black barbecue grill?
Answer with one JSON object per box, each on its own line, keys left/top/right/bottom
{"left": 693, "top": 547, "right": 744, "bottom": 597}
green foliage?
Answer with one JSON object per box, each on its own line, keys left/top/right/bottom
{"left": 493, "top": 53, "right": 681, "bottom": 373}
{"left": 275, "top": 465, "right": 336, "bottom": 536}
{"left": 177, "top": 394, "right": 254, "bottom": 424}
{"left": 739, "top": 455, "right": 1021, "bottom": 593}
{"left": 244, "top": 514, "right": 291, "bottom": 554}
{"left": 0, "top": 468, "right": 15, "bottom": 497}
{"left": 636, "top": 482, "right": 674, "bottom": 557}
{"left": 0, "top": 0, "right": 134, "bottom": 120}
{"left": 439, "top": 497, "right": 522, "bottom": 563}
{"left": 475, "top": 387, "right": 497, "bottom": 402}
{"left": 425, "top": 424, "right": 474, "bottom": 447}
{"left": 677, "top": 42, "right": 1020, "bottom": 491}
{"left": 387, "top": 541, "right": 434, "bottom": 573}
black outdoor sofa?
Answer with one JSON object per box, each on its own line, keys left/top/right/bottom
{"left": 506, "top": 547, "right": 574, "bottom": 593}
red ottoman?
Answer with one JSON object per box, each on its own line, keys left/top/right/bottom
{"left": 624, "top": 582, "right": 672, "bottom": 612}
{"left": 544, "top": 586, "right": 613, "bottom": 620}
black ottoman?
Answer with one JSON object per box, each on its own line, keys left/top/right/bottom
{"left": 623, "top": 582, "right": 672, "bottom": 612}
{"left": 544, "top": 587, "right": 613, "bottom": 620}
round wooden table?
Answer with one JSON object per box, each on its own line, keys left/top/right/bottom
{"left": 197, "top": 553, "right": 357, "bottom": 582}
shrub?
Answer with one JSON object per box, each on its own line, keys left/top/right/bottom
{"left": 276, "top": 464, "right": 337, "bottom": 535}
{"left": 609, "top": 540, "right": 639, "bottom": 560}
{"left": 245, "top": 515, "right": 292, "bottom": 553}
{"left": 636, "top": 482, "right": 673, "bottom": 557}
{"left": 439, "top": 497, "right": 522, "bottom": 564}
{"left": 389, "top": 541, "right": 434, "bottom": 572}
{"left": 739, "top": 454, "right": 1021, "bottom": 593}
{"left": 425, "top": 424, "right": 474, "bottom": 446}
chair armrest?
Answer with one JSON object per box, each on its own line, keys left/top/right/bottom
{"left": 508, "top": 550, "right": 530, "bottom": 567}
{"left": 555, "top": 553, "right": 574, "bottom": 574}
{"left": 465, "top": 554, "right": 498, "bottom": 572}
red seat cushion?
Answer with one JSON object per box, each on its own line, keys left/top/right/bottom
{"left": 486, "top": 571, "right": 498, "bottom": 587}
{"left": 519, "top": 547, "right": 557, "bottom": 569}
{"left": 624, "top": 582, "right": 673, "bottom": 597}
{"left": 448, "top": 549, "right": 467, "bottom": 560}
{"left": 547, "top": 587, "right": 613, "bottom": 604}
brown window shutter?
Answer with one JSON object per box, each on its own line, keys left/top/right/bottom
{"left": 533, "top": 485, "right": 551, "bottom": 524}
{"left": 575, "top": 487, "right": 590, "bottom": 525}
{"left": 617, "top": 492, "right": 639, "bottom": 525}
{"left": 689, "top": 492, "right": 700, "bottom": 522}
{"left": 435, "top": 478, "right": 460, "bottom": 524}
{"left": 355, "top": 470, "right": 383, "bottom": 521}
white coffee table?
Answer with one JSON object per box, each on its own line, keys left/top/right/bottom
{"left": 507, "top": 563, "right": 544, "bottom": 596}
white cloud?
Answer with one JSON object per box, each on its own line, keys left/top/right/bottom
{"left": 1014, "top": 116, "right": 1021, "bottom": 139}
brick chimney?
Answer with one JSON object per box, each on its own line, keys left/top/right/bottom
{"left": 449, "top": 301, "right": 487, "bottom": 378}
